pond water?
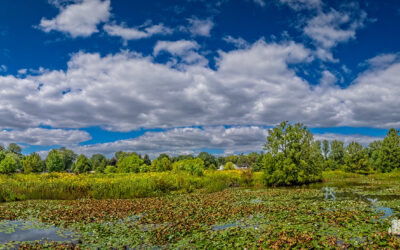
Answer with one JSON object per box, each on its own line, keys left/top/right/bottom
{"left": 0, "top": 220, "right": 79, "bottom": 245}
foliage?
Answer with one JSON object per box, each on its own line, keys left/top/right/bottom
{"left": 172, "top": 158, "right": 205, "bottom": 176}
{"left": 7, "top": 143, "right": 22, "bottom": 155}
{"left": 22, "top": 153, "right": 43, "bottom": 173}
{"left": 224, "top": 162, "right": 235, "bottom": 170}
{"left": 376, "top": 128, "right": 400, "bottom": 173}
{"left": 328, "top": 140, "right": 345, "bottom": 169}
{"left": 343, "top": 142, "right": 370, "bottom": 174}
{"left": 150, "top": 157, "right": 172, "bottom": 172}
{"left": 104, "top": 165, "right": 117, "bottom": 174}
{"left": 263, "top": 121, "right": 322, "bottom": 186}
{"left": 197, "top": 152, "right": 217, "bottom": 169}
{"left": 0, "top": 154, "right": 18, "bottom": 174}
{"left": 116, "top": 153, "right": 144, "bottom": 173}
{"left": 74, "top": 154, "right": 93, "bottom": 173}
{"left": 91, "top": 154, "right": 107, "bottom": 173}
{"left": 45, "top": 149, "right": 64, "bottom": 172}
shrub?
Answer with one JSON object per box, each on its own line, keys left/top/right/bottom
{"left": 224, "top": 162, "right": 235, "bottom": 170}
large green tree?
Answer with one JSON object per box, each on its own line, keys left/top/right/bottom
{"left": 74, "top": 154, "right": 92, "bottom": 173}
{"left": 328, "top": 140, "right": 345, "bottom": 169}
{"left": 91, "top": 154, "right": 107, "bottom": 173}
{"left": 344, "top": 142, "right": 370, "bottom": 174}
{"left": 22, "top": 153, "right": 43, "bottom": 173}
{"left": 116, "top": 153, "right": 144, "bottom": 173}
{"left": 0, "top": 154, "right": 19, "bottom": 174}
{"left": 197, "top": 152, "right": 217, "bottom": 169}
{"left": 263, "top": 121, "right": 322, "bottom": 186}
{"left": 46, "top": 149, "right": 64, "bottom": 172}
{"left": 376, "top": 128, "right": 400, "bottom": 173}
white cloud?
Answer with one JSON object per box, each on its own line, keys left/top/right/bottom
{"left": 153, "top": 40, "right": 207, "bottom": 66}
{"left": 186, "top": 18, "right": 214, "bottom": 37}
{"left": 39, "top": 0, "right": 111, "bottom": 37}
{"left": 223, "top": 36, "right": 249, "bottom": 49}
{"left": 1, "top": 40, "right": 400, "bottom": 139}
{"left": 32, "top": 126, "right": 383, "bottom": 158}
{"left": 104, "top": 22, "right": 173, "bottom": 45}
{"left": 66, "top": 126, "right": 270, "bottom": 157}
{"left": 280, "top": 0, "right": 322, "bottom": 11}
{"left": 0, "top": 128, "right": 90, "bottom": 147}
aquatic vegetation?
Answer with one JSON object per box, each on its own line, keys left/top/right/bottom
{"left": 1, "top": 171, "right": 400, "bottom": 248}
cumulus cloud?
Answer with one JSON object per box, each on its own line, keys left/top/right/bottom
{"left": 67, "top": 126, "right": 270, "bottom": 157}
{"left": 0, "top": 128, "right": 91, "bottom": 147}
{"left": 153, "top": 40, "right": 207, "bottom": 66}
{"left": 304, "top": 8, "right": 367, "bottom": 56}
{"left": 280, "top": 1, "right": 368, "bottom": 62}
{"left": 39, "top": 0, "right": 111, "bottom": 37}
{"left": 0, "top": 39, "right": 400, "bottom": 138}
{"left": 104, "top": 22, "right": 173, "bottom": 45}
{"left": 185, "top": 18, "right": 214, "bottom": 37}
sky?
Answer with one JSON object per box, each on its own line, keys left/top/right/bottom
{"left": 0, "top": 0, "right": 400, "bottom": 158}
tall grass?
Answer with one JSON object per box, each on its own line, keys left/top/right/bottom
{"left": 0, "top": 170, "right": 263, "bottom": 202}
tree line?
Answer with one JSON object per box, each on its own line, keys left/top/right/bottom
{"left": 1, "top": 122, "right": 400, "bottom": 185}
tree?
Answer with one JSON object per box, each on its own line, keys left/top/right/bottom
{"left": 0, "top": 154, "right": 18, "bottom": 174}
{"left": 262, "top": 121, "right": 322, "bottom": 186}
{"left": 368, "top": 140, "right": 383, "bottom": 171}
{"left": 250, "top": 152, "right": 265, "bottom": 172}
{"left": 7, "top": 143, "right": 22, "bottom": 155}
{"left": 59, "top": 147, "right": 77, "bottom": 171}
{"left": 74, "top": 154, "right": 92, "bottom": 173}
{"left": 328, "top": 140, "right": 345, "bottom": 169}
{"left": 224, "top": 162, "right": 235, "bottom": 170}
{"left": 91, "top": 154, "right": 107, "bottom": 173}
{"left": 22, "top": 153, "right": 43, "bottom": 173}
{"left": 143, "top": 154, "right": 151, "bottom": 166}
{"left": 197, "top": 152, "right": 217, "bottom": 169}
{"left": 237, "top": 154, "right": 251, "bottom": 168}
{"left": 116, "top": 153, "right": 144, "bottom": 173}
{"left": 46, "top": 149, "right": 64, "bottom": 172}
{"left": 150, "top": 157, "right": 172, "bottom": 172}
{"left": 322, "top": 140, "right": 330, "bottom": 160}
{"left": 225, "top": 155, "right": 238, "bottom": 164}
{"left": 376, "top": 128, "right": 400, "bottom": 173}
{"left": 344, "top": 142, "right": 370, "bottom": 174}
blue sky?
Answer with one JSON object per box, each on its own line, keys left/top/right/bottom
{"left": 0, "top": 0, "right": 400, "bottom": 157}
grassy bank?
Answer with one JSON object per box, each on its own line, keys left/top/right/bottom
{"left": 0, "top": 170, "right": 263, "bottom": 202}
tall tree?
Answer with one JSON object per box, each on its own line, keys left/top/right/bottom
{"left": 0, "top": 154, "right": 18, "bottom": 174}
{"left": 59, "top": 147, "right": 77, "bottom": 171}
{"left": 328, "top": 140, "right": 345, "bottom": 169}
{"left": 377, "top": 128, "right": 400, "bottom": 173}
{"left": 7, "top": 143, "right": 22, "bottom": 155}
{"left": 143, "top": 154, "right": 151, "bottom": 165}
{"left": 22, "top": 153, "right": 43, "bottom": 173}
{"left": 74, "top": 154, "right": 92, "bottom": 173}
{"left": 344, "top": 142, "right": 370, "bottom": 174}
{"left": 197, "top": 152, "right": 217, "bottom": 169}
{"left": 46, "top": 149, "right": 64, "bottom": 172}
{"left": 263, "top": 121, "right": 322, "bottom": 186}
{"left": 322, "top": 140, "right": 330, "bottom": 160}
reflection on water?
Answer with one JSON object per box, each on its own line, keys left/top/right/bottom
{"left": 322, "top": 187, "right": 393, "bottom": 219}
{"left": 0, "top": 220, "right": 79, "bottom": 245}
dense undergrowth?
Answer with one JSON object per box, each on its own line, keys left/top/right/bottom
{"left": 0, "top": 170, "right": 262, "bottom": 202}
